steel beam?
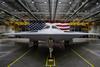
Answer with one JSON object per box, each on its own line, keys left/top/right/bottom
{"left": 80, "top": 11, "right": 100, "bottom": 21}
{"left": 66, "top": 0, "right": 89, "bottom": 20}
{"left": 0, "top": 8, "right": 20, "bottom": 19}
{"left": 53, "top": 0, "right": 59, "bottom": 21}
{"left": 17, "top": 0, "right": 39, "bottom": 21}
{"left": 48, "top": 0, "right": 52, "bottom": 20}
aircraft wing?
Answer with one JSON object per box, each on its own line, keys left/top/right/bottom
{"left": 2, "top": 32, "right": 100, "bottom": 40}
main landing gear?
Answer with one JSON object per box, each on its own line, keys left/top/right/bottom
{"left": 29, "top": 40, "right": 38, "bottom": 48}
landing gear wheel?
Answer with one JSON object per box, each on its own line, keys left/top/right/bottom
{"left": 33, "top": 41, "right": 38, "bottom": 48}
{"left": 29, "top": 39, "right": 38, "bottom": 48}
{"left": 64, "top": 40, "right": 70, "bottom": 48}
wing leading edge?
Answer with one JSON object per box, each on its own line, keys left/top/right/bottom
{"left": 2, "top": 32, "right": 100, "bottom": 40}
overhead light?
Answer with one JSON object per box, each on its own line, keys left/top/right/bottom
{"left": 32, "top": 1, "right": 34, "bottom": 3}
{"left": 46, "top": 10, "right": 48, "bottom": 11}
{"left": 69, "top": 2, "right": 72, "bottom": 4}
{"left": 85, "top": 10, "right": 87, "bottom": 12}
{"left": 44, "top": 2, "right": 47, "bottom": 3}
{"left": 82, "top": 2, "right": 85, "bottom": 5}
{"left": 1, "top": 2, "right": 5, "bottom": 4}
{"left": 96, "top": 2, "right": 99, "bottom": 5}
{"left": 36, "top": 10, "right": 39, "bottom": 12}
{"left": 0, "top": 11, "right": 4, "bottom": 14}
{"left": 59, "top": 2, "right": 62, "bottom": 4}
{"left": 14, "top": 10, "right": 17, "bottom": 11}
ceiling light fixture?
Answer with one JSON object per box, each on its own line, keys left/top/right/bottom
{"left": 82, "top": 2, "right": 85, "bottom": 5}
{"left": 69, "top": 2, "right": 72, "bottom": 4}
{"left": 36, "top": 10, "right": 39, "bottom": 12}
{"left": 44, "top": 2, "right": 47, "bottom": 3}
{"left": 46, "top": 10, "right": 48, "bottom": 11}
{"left": 0, "top": 11, "right": 4, "bottom": 14}
{"left": 59, "top": 2, "right": 62, "bottom": 4}
{"left": 1, "top": 2, "right": 5, "bottom": 4}
{"left": 96, "top": 2, "right": 99, "bottom": 5}
{"left": 32, "top": 1, "right": 34, "bottom": 3}
{"left": 14, "top": 10, "right": 17, "bottom": 11}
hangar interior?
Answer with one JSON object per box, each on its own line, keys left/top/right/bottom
{"left": 0, "top": 0, "right": 100, "bottom": 67}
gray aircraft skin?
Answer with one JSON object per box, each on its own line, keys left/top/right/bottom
{"left": 2, "top": 23, "right": 99, "bottom": 41}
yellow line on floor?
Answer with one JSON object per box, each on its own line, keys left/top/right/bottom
{"left": 45, "top": 57, "right": 48, "bottom": 66}
{"left": 45, "top": 57, "right": 56, "bottom": 67}
{"left": 54, "top": 57, "right": 56, "bottom": 66}
{"left": 50, "top": 65, "right": 52, "bottom": 67}
{"left": 7, "top": 49, "right": 31, "bottom": 67}
{"left": 72, "top": 49, "right": 95, "bottom": 67}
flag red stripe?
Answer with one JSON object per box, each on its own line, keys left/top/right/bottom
{"left": 56, "top": 25, "right": 69, "bottom": 27}
{"left": 60, "top": 28, "right": 70, "bottom": 30}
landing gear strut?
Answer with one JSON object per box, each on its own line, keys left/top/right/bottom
{"left": 49, "top": 48, "right": 53, "bottom": 58}
{"left": 29, "top": 39, "right": 38, "bottom": 48}
{"left": 48, "top": 39, "right": 54, "bottom": 58}
{"left": 64, "top": 40, "right": 70, "bottom": 48}
{"left": 33, "top": 41, "right": 38, "bottom": 48}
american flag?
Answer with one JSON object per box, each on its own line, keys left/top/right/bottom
{"left": 19, "top": 21, "right": 70, "bottom": 32}
{"left": 19, "top": 21, "right": 45, "bottom": 32}
{"left": 53, "top": 23, "right": 70, "bottom": 32}
{"left": 27, "top": 21, "right": 45, "bottom": 31}
{"left": 26, "top": 22, "right": 70, "bottom": 32}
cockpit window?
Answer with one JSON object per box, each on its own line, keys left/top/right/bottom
{"left": 44, "top": 26, "right": 50, "bottom": 29}
{"left": 52, "top": 26, "right": 58, "bottom": 29}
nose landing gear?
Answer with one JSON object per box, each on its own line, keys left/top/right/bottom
{"left": 49, "top": 48, "right": 53, "bottom": 58}
{"left": 45, "top": 39, "right": 56, "bottom": 67}
{"left": 48, "top": 39, "right": 54, "bottom": 58}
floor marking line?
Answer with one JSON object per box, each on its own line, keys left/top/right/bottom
{"left": 45, "top": 57, "right": 56, "bottom": 67}
{"left": 82, "top": 47, "right": 100, "bottom": 57}
{"left": 54, "top": 57, "right": 56, "bottom": 66}
{"left": 0, "top": 54, "right": 10, "bottom": 58}
{"left": 50, "top": 65, "right": 52, "bottom": 67}
{"left": 45, "top": 57, "right": 48, "bottom": 66}
{"left": 72, "top": 49, "right": 95, "bottom": 67}
{"left": 7, "top": 49, "right": 31, "bottom": 67}
{"left": 0, "top": 52, "right": 10, "bottom": 53}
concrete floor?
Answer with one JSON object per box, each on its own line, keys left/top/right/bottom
{"left": 0, "top": 41, "right": 100, "bottom": 67}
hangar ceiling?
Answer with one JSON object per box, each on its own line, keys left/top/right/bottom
{"left": 0, "top": 0, "right": 100, "bottom": 22}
